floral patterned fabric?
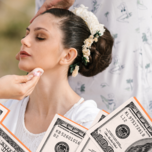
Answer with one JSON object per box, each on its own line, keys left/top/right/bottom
{"left": 35, "top": 0, "right": 152, "bottom": 117}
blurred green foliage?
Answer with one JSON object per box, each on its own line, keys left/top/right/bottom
{"left": 1, "top": 20, "right": 27, "bottom": 39}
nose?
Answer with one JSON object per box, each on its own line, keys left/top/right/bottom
{"left": 21, "top": 36, "right": 31, "bottom": 48}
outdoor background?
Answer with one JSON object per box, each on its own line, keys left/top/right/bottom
{"left": 0, "top": 0, "right": 35, "bottom": 77}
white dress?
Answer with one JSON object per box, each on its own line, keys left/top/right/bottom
{"left": 2, "top": 96, "right": 100, "bottom": 152}
{"left": 35, "top": 0, "right": 152, "bottom": 117}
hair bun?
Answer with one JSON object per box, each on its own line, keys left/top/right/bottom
{"left": 79, "top": 27, "right": 114, "bottom": 77}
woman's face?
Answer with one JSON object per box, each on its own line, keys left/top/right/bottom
{"left": 19, "top": 13, "right": 64, "bottom": 72}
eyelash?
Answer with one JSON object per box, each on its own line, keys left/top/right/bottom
{"left": 36, "top": 37, "right": 45, "bottom": 40}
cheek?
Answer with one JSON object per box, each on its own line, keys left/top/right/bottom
{"left": 38, "top": 50, "right": 61, "bottom": 70}
{"left": 35, "top": 41, "right": 62, "bottom": 70}
{"left": 35, "top": 54, "right": 57, "bottom": 70}
{"left": 18, "top": 40, "right": 62, "bottom": 72}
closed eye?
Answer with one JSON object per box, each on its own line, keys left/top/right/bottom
{"left": 36, "top": 37, "right": 45, "bottom": 40}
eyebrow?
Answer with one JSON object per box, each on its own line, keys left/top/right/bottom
{"left": 26, "top": 27, "right": 48, "bottom": 32}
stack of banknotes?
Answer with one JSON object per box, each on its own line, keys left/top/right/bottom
{"left": 0, "top": 97, "right": 152, "bottom": 152}
{"left": 36, "top": 97, "right": 152, "bottom": 152}
{"left": 0, "top": 104, "right": 30, "bottom": 152}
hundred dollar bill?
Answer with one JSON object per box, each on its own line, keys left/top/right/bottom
{"left": 76, "top": 110, "right": 108, "bottom": 152}
{"left": 0, "top": 124, "right": 30, "bottom": 152}
{"left": 0, "top": 104, "right": 10, "bottom": 122}
{"left": 88, "top": 97, "right": 152, "bottom": 152}
{"left": 36, "top": 114, "right": 88, "bottom": 152}
{"left": 91, "top": 110, "right": 109, "bottom": 128}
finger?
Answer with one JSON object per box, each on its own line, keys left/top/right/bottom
{"left": 28, "top": 68, "right": 44, "bottom": 77}
{"left": 24, "top": 86, "right": 35, "bottom": 97}
{"left": 15, "top": 75, "right": 34, "bottom": 83}
{"left": 16, "top": 74, "right": 41, "bottom": 99}
{"left": 30, "top": 5, "right": 47, "bottom": 23}
{"left": 25, "top": 76, "right": 39, "bottom": 96}
{"left": 15, "top": 52, "right": 20, "bottom": 61}
{"left": 51, "top": 0, "right": 75, "bottom": 9}
{"left": 22, "top": 73, "right": 41, "bottom": 91}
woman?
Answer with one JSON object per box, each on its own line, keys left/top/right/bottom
{"left": 0, "top": 0, "right": 72, "bottom": 102}
{"left": 2, "top": 6, "right": 113, "bottom": 152}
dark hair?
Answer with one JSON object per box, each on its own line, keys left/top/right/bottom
{"left": 42, "top": 8, "right": 114, "bottom": 77}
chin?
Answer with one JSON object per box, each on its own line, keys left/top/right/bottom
{"left": 18, "top": 62, "right": 35, "bottom": 73}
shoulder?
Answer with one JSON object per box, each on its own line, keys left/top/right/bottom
{"left": 2, "top": 96, "right": 29, "bottom": 134}
{"left": 65, "top": 99, "right": 100, "bottom": 129}
{"left": 2, "top": 99, "right": 21, "bottom": 109}
{"left": 2, "top": 96, "right": 28, "bottom": 111}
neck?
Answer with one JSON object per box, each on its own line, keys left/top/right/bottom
{"left": 28, "top": 69, "right": 81, "bottom": 117}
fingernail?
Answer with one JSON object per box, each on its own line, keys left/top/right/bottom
{"left": 28, "top": 74, "right": 34, "bottom": 80}
{"left": 34, "top": 71, "right": 41, "bottom": 77}
{"left": 39, "top": 70, "right": 44, "bottom": 76}
{"left": 32, "top": 68, "right": 44, "bottom": 76}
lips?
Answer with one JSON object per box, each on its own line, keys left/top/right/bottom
{"left": 20, "top": 51, "right": 31, "bottom": 56}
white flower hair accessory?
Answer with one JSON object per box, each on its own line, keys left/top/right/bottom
{"left": 70, "top": 5, "right": 105, "bottom": 77}
{"left": 72, "top": 5, "right": 105, "bottom": 36}
{"left": 72, "top": 65, "right": 79, "bottom": 77}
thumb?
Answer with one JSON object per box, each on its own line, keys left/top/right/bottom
{"left": 16, "top": 74, "right": 34, "bottom": 83}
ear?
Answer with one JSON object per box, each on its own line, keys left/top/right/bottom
{"left": 59, "top": 48, "right": 77, "bottom": 65}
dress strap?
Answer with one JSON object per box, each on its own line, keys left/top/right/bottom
{"left": 76, "top": 98, "right": 84, "bottom": 105}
